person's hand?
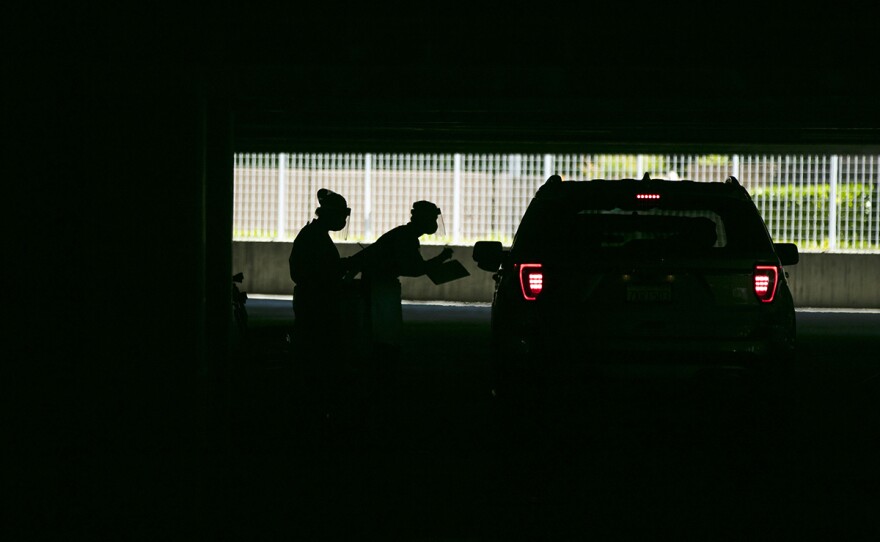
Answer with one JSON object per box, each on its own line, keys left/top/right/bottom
{"left": 343, "top": 251, "right": 364, "bottom": 271}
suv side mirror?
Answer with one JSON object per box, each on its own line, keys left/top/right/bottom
{"left": 473, "top": 241, "right": 505, "bottom": 272}
{"left": 775, "top": 243, "right": 799, "bottom": 266}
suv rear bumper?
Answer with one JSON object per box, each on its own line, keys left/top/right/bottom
{"left": 493, "top": 329, "right": 794, "bottom": 378}
{"left": 493, "top": 301, "right": 795, "bottom": 362}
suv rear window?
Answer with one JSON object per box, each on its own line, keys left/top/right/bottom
{"left": 511, "top": 196, "right": 773, "bottom": 259}
{"left": 577, "top": 209, "right": 726, "bottom": 248}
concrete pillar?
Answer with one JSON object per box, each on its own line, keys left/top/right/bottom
{"left": 205, "top": 84, "right": 234, "bottom": 371}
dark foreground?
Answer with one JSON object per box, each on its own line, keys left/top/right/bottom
{"left": 30, "top": 304, "right": 878, "bottom": 539}
{"left": 194, "top": 303, "right": 880, "bottom": 539}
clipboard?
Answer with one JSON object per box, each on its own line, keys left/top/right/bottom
{"left": 427, "top": 259, "right": 470, "bottom": 285}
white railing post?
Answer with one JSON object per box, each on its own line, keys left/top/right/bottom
{"left": 544, "top": 154, "right": 553, "bottom": 179}
{"left": 636, "top": 154, "right": 645, "bottom": 179}
{"left": 875, "top": 156, "right": 879, "bottom": 249}
{"left": 453, "top": 153, "right": 462, "bottom": 245}
{"left": 510, "top": 153, "right": 521, "bottom": 178}
{"left": 277, "top": 153, "right": 287, "bottom": 240}
{"left": 364, "top": 153, "right": 373, "bottom": 241}
{"left": 732, "top": 154, "right": 740, "bottom": 181}
{"left": 829, "top": 155, "right": 838, "bottom": 251}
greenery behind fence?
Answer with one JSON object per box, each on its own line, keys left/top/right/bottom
{"left": 752, "top": 183, "right": 877, "bottom": 250}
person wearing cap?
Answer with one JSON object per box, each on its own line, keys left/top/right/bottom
{"left": 360, "top": 201, "right": 453, "bottom": 387}
{"left": 288, "top": 189, "right": 363, "bottom": 421}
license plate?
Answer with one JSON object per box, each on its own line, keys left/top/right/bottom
{"left": 626, "top": 285, "right": 672, "bottom": 303}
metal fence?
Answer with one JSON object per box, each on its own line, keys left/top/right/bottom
{"left": 234, "top": 153, "right": 880, "bottom": 252}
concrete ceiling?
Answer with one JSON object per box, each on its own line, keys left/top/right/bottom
{"left": 61, "top": 2, "right": 880, "bottom": 151}
{"left": 220, "top": 5, "right": 880, "bottom": 151}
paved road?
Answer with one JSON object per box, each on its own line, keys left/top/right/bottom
{"left": 212, "top": 300, "right": 880, "bottom": 539}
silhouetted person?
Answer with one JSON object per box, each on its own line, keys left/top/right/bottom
{"left": 361, "top": 201, "right": 453, "bottom": 388}
{"left": 289, "top": 189, "right": 363, "bottom": 422}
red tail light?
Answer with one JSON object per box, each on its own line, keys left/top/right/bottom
{"left": 636, "top": 193, "right": 661, "bottom": 200}
{"left": 518, "top": 263, "right": 544, "bottom": 301}
{"left": 753, "top": 265, "right": 780, "bottom": 303}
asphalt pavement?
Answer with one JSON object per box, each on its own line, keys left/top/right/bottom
{"left": 204, "top": 299, "right": 880, "bottom": 539}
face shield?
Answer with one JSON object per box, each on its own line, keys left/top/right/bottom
{"left": 432, "top": 212, "right": 446, "bottom": 239}
{"left": 337, "top": 214, "right": 350, "bottom": 241}
{"left": 419, "top": 212, "right": 445, "bottom": 239}
{"left": 317, "top": 206, "right": 351, "bottom": 241}
{"left": 412, "top": 201, "right": 445, "bottom": 241}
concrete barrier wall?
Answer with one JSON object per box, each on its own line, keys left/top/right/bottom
{"left": 234, "top": 241, "right": 880, "bottom": 308}
{"left": 786, "top": 253, "right": 880, "bottom": 308}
